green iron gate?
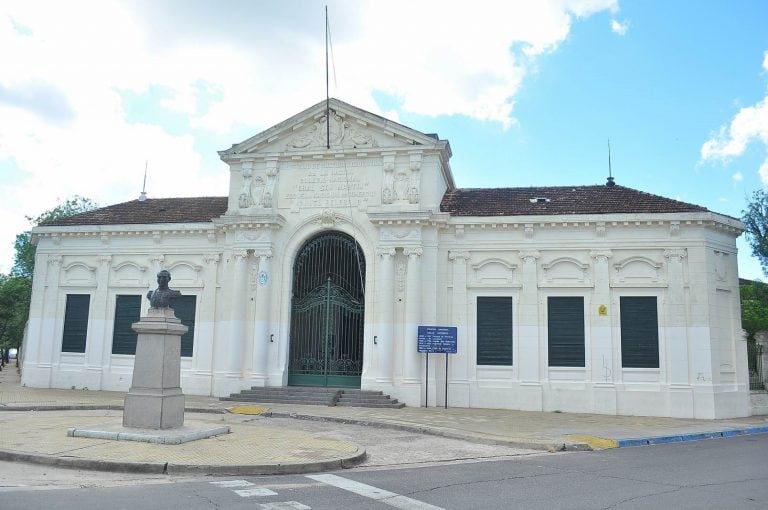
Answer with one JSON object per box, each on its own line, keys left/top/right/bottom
{"left": 288, "top": 232, "right": 365, "bottom": 387}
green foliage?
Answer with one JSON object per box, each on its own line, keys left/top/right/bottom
{"left": 740, "top": 281, "right": 768, "bottom": 341}
{"left": 742, "top": 189, "right": 768, "bottom": 276}
{"left": 3, "top": 196, "right": 98, "bottom": 353}
{"left": 11, "top": 196, "right": 98, "bottom": 278}
{"left": 0, "top": 274, "right": 31, "bottom": 350}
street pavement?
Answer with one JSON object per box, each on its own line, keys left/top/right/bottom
{"left": 1, "top": 364, "right": 767, "bottom": 475}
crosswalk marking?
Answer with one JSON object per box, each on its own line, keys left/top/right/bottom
{"left": 210, "top": 480, "right": 254, "bottom": 488}
{"left": 259, "top": 502, "right": 311, "bottom": 510}
{"left": 306, "top": 474, "right": 445, "bottom": 510}
{"left": 234, "top": 487, "right": 278, "bottom": 497}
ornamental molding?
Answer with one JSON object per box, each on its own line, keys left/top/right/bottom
{"left": 376, "top": 247, "right": 397, "bottom": 258}
{"left": 403, "top": 247, "right": 423, "bottom": 257}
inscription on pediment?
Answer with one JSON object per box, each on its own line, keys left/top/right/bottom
{"left": 283, "top": 160, "right": 377, "bottom": 209}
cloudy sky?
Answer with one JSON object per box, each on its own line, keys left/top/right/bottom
{"left": 1, "top": 0, "right": 767, "bottom": 278}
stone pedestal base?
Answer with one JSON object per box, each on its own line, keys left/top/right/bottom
{"left": 123, "top": 308, "right": 188, "bottom": 430}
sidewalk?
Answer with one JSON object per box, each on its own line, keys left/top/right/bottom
{"left": 1, "top": 365, "right": 767, "bottom": 475}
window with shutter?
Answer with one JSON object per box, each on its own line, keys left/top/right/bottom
{"left": 112, "top": 295, "right": 141, "bottom": 355}
{"left": 620, "top": 296, "right": 659, "bottom": 368}
{"left": 476, "top": 296, "right": 513, "bottom": 365}
{"left": 173, "top": 295, "right": 196, "bottom": 358}
{"left": 548, "top": 296, "right": 585, "bottom": 367}
{"left": 62, "top": 294, "right": 90, "bottom": 353}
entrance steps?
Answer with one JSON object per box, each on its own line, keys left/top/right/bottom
{"left": 222, "top": 386, "right": 405, "bottom": 408}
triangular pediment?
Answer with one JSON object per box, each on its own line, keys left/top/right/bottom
{"left": 219, "top": 98, "right": 448, "bottom": 160}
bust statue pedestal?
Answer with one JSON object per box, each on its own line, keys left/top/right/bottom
{"left": 123, "top": 308, "right": 188, "bottom": 429}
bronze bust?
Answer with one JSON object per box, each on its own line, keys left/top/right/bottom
{"left": 147, "top": 270, "right": 182, "bottom": 308}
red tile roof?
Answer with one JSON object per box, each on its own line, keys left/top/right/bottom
{"left": 40, "top": 185, "right": 710, "bottom": 227}
{"left": 440, "top": 185, "right": 708, "bottom": 216}
{"left": 41, "top": 197, "right": 229, "bottom": 226}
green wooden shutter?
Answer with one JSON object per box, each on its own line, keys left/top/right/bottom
{"left": 112, "top": 295, "right": 141, "bottom": 355}
{"left": 548, "top": 296, "right": 585, "bottom": 367}
{"left": 477, "top": 296, "right": 513, "bottom": 365}
{"left": 620, "top": 296, "right": 659, "bottom": 368}
{"left": 173, "top": 295, "right": 196, "bottom": 358}
{"left": 62, "top": 294, "right": 90, "bottom": 353}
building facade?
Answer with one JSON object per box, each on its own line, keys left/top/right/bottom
{"left": 22, "top": 99, "right": 749, "bottom": 418}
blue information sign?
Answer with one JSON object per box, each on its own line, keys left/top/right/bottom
{"left": 417, "top": 326, "right": 457, "bottom": 354}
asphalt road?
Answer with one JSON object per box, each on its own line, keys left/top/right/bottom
{"left": 2, "top": 433, "right": 766, "bottom": 509}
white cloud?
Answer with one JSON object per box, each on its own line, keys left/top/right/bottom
{"left": 732, "top": 171, "right": 744, "bottom": 183}
{"left": 701, "top": 49, "right": 768, "bottom": 184}
{"left": 763, "top": 50, "right": 768, "bottom": 72}
{"left": 0, "top": 0, "right": 617, "bottom": 273}
{"left": 611, "top": 19, "right": 629, "bottom": 36}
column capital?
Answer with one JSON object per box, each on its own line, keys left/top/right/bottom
{"left": 590, "top": 250, "right": 613, "bottom": 262}
{"left": 98, "top": 255, "right": 112, "bottom": 266}
{"left": 150, "top": 254, "right": 165, "bottom": 264}
{"left": 376, "top": 247, "right": 397, "bottom": 258}
{"left": 404, "top": 247, "right": 423, "bottom": 258}
{"left": 233, "top": 249, "right": 249, "bottom": 260}
{"left": 448, "top": 250, "right": 470, "bottom": 261}
{"left": 203, "top": 253, "right": 220, "bottom": 265}
{"left": 48, "top": 255, "right": 62, "bottom": 266}
{"left": 254, "top": 248, "right": 273, "bottom": 259}
{"left": 664, "top": 248, "right": 687, "bottom": 260}
{"left": 518, "top": 250, "right": 540, "bottom": 263}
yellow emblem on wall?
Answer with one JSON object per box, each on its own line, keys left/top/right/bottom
{"left": 598, "top": 304, "right": 608, "bottom": 316}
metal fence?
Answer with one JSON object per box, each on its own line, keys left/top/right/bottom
{"left": 748, "top": 342, "right": 764, "bottom": 391}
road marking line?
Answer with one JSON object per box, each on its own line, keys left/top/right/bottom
{"left": 235, "top": 487, "right": 278, "bottom": 497}
{"left": 306, "top": 474, "right": 444, "bottom": 510}
{"left": 210, "top": 479, "right": 254, "bottom": 488}
{"left": 259, "top": 502, "right": 311, "bottom": 509}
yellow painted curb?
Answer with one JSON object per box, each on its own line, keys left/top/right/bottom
{"left": 227, "top": 406, "right": 268, "bottom": 415}
{"left": 566, "top": 434, "right": 619, "bottom": 450}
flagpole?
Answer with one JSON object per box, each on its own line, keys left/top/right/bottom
{"left": 325, "top": 5, "right": 330, "bottom": 149}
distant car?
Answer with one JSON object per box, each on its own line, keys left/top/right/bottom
{"left": 8, "top": 348, "right": 17, "bottom": 359}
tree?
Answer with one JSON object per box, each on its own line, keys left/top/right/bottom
{"left": 0, "top": 274, "right": 31, "bottom": 355}
{"left": 11, "top": 196, "right": 98, "bottom": 278}
{"left": 742, "top": 189, "right": 768, "bottom": 276}
{"left": 2, "top": 196, "right": 98, "bottom": 358}
{"left": 740, "top": 281, "right": 768, "bottom": 342}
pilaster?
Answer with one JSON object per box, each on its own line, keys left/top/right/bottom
{"left": 251, "top": 248, "right": 273, "bottom": 385}
{"left": 376, "top": 247, "right": 396, "bottom": 383}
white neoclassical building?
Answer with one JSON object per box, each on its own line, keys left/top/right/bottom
{"left": 22, "top": 99, "right": 749, "bottom": 418}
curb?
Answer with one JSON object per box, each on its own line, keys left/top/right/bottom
{"left": 265, "top": 411, "right": 591, "bottom": 452}
{"left": 0, "top": 405, "right": 226, "bottom": 414}
{"left": 616, "top": 425, "right": 768, "bottom": 447}
{"left": 0, "top": 446, "right": 367, "bottom": 476}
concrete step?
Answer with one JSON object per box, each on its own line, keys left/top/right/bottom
{"left": 222, "top": 396, "right": 336, "bottom": 405}
{"left": 223, "top": 387, "right": 405, "bottom": 408}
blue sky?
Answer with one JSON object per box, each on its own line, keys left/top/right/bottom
{"left": 1, "top": 0, "right": 767, "bottom": 278}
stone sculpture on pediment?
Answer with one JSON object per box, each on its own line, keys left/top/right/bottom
{"left": 287, "top": 110, "right": 378, "bottom": 150}
{"left": 252, "top": 176, "right": 265, "bottom": 207}
{"left": 239, "top": 165, "right": 253, "bottom": 208}
{"left": 394, "top": 168, "right": 409, "bottom": 202}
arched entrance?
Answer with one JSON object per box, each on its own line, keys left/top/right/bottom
{"left": 288, "top": 231, "right": 366, "bottom": 387}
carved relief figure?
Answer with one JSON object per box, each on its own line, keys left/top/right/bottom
{"left": 252, "top": 176, "right": 265, "bottom": 207}
{"left": 239, "top": 166, "right": 253, "bottom": 208}
{"left": 394, "top": 168, "right": 409, "bottom": 201}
